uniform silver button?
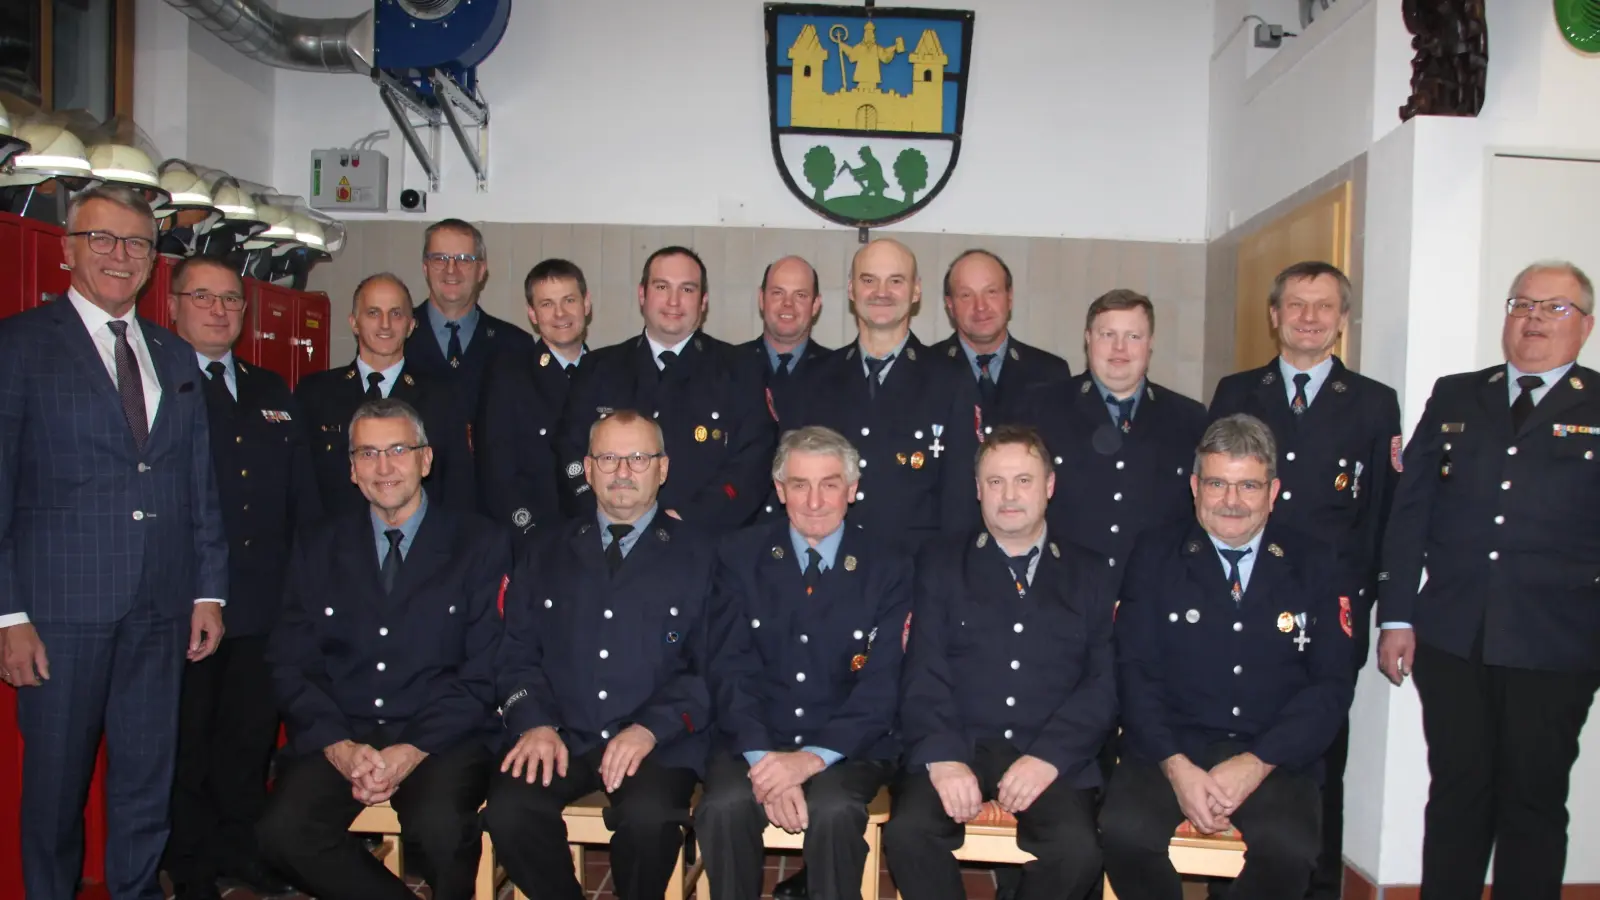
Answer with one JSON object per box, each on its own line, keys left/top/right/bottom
{"left": 137, "top": 463, "right": 149, "bottom": 472}
{"left": 539, "top": 428, "right": 547, "bottom": 436}
{"left": 448, "top": 605, "right": 456, "bottom": 614}
{"left": 374, "top": 698, "right": 384, "bottom": 708}
{"left": 796, "top": 672, "right": 806, "bottom": 682}
{"left": 1286, "top": 452, "right": 1296, "bottom": 461}
{"left": 765, "top": 505, "right": 773, "bottom": 513}
{"left": 377, "top": 662, "right": 386, "bottom": 671}
{"left": 1232, "top": 622, "right": 1243, "bottom": 632}
{"left": 859, "top": 459, "right": 867, "bottom": 468}
{"left": 1445, "top": 442, "right": 1453, "bottom": 451}
{"left": 324, "top": 607, "right": 334, "bottom": 616}
{"left": 794, "top": 736, "right": 803, "bottom": 745}
{"left": 379, "top": 627, "right": 389, "bottom": 636}
{"left": 604, "top": 609, "right": 614, "bottom": 618}
{"left": 1494, "top": 515, "right": 1505, "bottom": 525}
{"left": 1013, "top": 623, "right": 1024, "bottom": 633}
{"left": 1169, "top": 613, "right": 1179, "bottom": 622}
{"left": 860, "top": 427, "right": 870, "bottom": 437}
{"left": 1506, "top": 447, "right": 1517, "bottom": 456}
{"left": 1110, "top": 525, "right": 1120, "bottom": 533}
{"left": 544, "top": 599, "right": 553, "bottom": 608}
{"left": 1502, "top": 481, "right": 1512, "bottom": 490}
{"left": 598, "top": 690, "right": 608, "bottom": 699}
{"left": 1055, "top": 456, "right": 1063, "bottom": 465}
{"left": 1010, "top": 660, "right": 1020, "bottom": 670}
{"left": 984, "top": 426, "right": 993, "bottom": 434}
{"left": 669, "top": 606, "right": 678, "bottom": 616}
{"left": 652, "top": 411, "right": 659, "bottom": 418}
{"left": 711, "top": 411, "right": 720, "bottom": 420}
{"left": 1231, "top": 706, "right": 1240, "bottom": 716}
{"left": 1282, "top": 491, "right": 1293, "bottom": 500}
{"left": 1109, "top": 558, "right": 1117, "bottom": 567}
{"left": 1588, "top": 451, "right": 1596, "bottom": 461}
{"left": 752, "top": 619, "right": 761, "bottom": 628}
{"left": 599, "top": 650, "right": 609, "bottom": 659}
{"left": 601, "top": 730, "right": 610, "bottom": 739}
{"left": 795, "top": 708, "right": 804, "bottom": 717}
{"left": 1005, "top": 697, "right": 1016, "bottom": 706}
{"left": 853, "top": 630, "right": 864, "bottom": 639}
{"left": 1004, "top": 729, "right": 1014, "bottom": 739}
{"left": 915, "top": 430, "right": 924, "bottom": 439}
{"left": 856, "top": 491, "right": 865, "bottom": 501}
{"left": 1116, "top": 461, "right": 1125, "bottom": 470}
{"left": 800, "top": 634, "right": 809, "bottom": 643}
{"left": 1488, "top": 551, "right": 1499, "bottom": 560}
{"left": 1339, "top": 458, "right": 1347, "bottom": 467}
{"left": 1113, "top": 492, "right": 1123, "bottom": 501}
{"left": 1232, "top": 665, "right": 1242, "bottom": 675}
{"left": 131, "top": 510, "right": 144, "bottom": 521}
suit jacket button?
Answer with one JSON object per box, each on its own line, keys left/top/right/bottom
{"left": 131, "top": 510, "right": 144, "bottom": 521}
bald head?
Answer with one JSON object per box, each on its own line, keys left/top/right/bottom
{"left": 849, "top": 238, "right": 921, "bottom": 334}
{"left": 850, "top": 238, "right": 918, "bottom": 282}
{"left": 759, "top": 255, "right": 822, "bottom": 350}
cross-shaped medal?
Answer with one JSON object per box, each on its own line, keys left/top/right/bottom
{"left": 1293, "top": 629, "right": 1311, "bottom": 652}
{"left": 929, "top": 436, "right": 945, "bottom": 458}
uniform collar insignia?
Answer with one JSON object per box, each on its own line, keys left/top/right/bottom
{"left": 843, "top": 555, "right": 858, "bottom": 571}
{"left": 693, "top": 336, "right": 704, "bottom": 352}
{"left": 1262, "top": 370, "right": 1277, "bottom": 386}
{"left": 1080, "top": 380, "right": 1093, "bottom": 394}
{"left": 238, "top": 362, "right": 249, "bottom": 374}
{"left": 344, "top": 368, "right": 356, "bottom": 380}
{"left": 1572, "top": 376, "right": 1585, "bottom": 390}
{"left": 579, "top": 523, "right": 592, "bottom": 534}
{"left": 906, "top": 346, "right": 918, "bottom": 362}
{"left": 1489, "top": 370, "right": 1505, "bottom": 383}
{"left": 1267, "top": 543, "right": 1284, "bottom": 557}
{"left": 947, "top": 345, "right": 958, "bottom": 358}
{"left": 402, "top": 373, "right": 415, "bottom": 386}
{"left": 1146, "top": 384, "right": 1156, "bottom": 401}
{"left": 540, "top": 353, "right": 551, "bottom": 367}
{"left": 772, "top": 545, "right": 785, "bottom": 559}
{"left": 1330, "top": 381, "right": 1347, "bottom": 393}
{"left": 975, "top": 533, "right": 989, "bottom": 548}
{"left": 655, "top": 527, "right": 670, "bottom": 542}
{"left": 846, "top": 346, "right": 858, "bottom": 361}
{"left": 1008, "top": 346, "right": 1020, "bottom": 361}
{"left": 486, "top": 327, "right": 496, "bottom": 338}
{"left": 1048, "top": 542, "right": 1060, "bottom": 559}
{"left": 1185, "top": 541, "right": 1201, "bottom": 554}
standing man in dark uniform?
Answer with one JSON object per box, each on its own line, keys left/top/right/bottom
{"left": 486, "top": 410, "right": 714, "bottom": 900}
{"left": 557, "top": 246, "right": 776, "bottom": 530}
{"left": 1016, "top": 289, "right": 1206, "bottom": 571}
{"left": 698, "top": 426, "right": 910, "bottom": 900}
{"left": 403, "top": 218, "right": 537, "bottom": 418}
{"left": 884, "top": 425, "right": 1115, "bottom": 900}
{"left": 1101, "top": 414, "right": 1353, "bottom": 900}
{"left": 296, "top": 273, "right": 474, "bottom": 515}
{"left": 787, "top": 238, "right": 982, "bottom": 553}
{"left": 932, "top": 249, "right": 1071, "bottom": 432}
{"left": 258, "top": 398, "right": 509, "bottom": 900}
{"left": 162, "top": 256, "right": 321, "bottom": 900}
{"left": 0, "top": 185, "right": 228, "bottom": 900}
{"left": 475, "top": 258, "right": 591, "bottom": 531}
{"left": 1376, "top": 261, "right": 1600, "bottom": 900}
{"left": 1207, "top": 262, "right": 1401, "bottom": 898}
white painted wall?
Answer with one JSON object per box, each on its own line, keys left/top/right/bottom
{"left": 255, "top": 0, "right": 1210, "bottom": 241}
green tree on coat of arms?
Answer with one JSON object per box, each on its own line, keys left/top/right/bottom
{"left": 894, "top": 148, "right": 929, "bottom": 205}
{"left": 802, "top": 145, "right": 837, "bottom": 202}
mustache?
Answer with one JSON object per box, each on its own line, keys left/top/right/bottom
{"left": 1212, "top": 503, "right": 1251, "bottom": 518}
{"left": 607, "top": 476, "right": 638, "bottom": 491}
{"left": 997, "top": 504, "right": 1028, "bottom": 515}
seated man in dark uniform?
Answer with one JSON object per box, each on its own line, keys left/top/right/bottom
{"left": 884, "top": 425, "right": 1117, "bottom": 900}
{"left": 258, "top": 398, "right": 511, "bottom": 900}
{"left": 697, "top": 425, "right": 911, "bottom": 900}
{"left": 485, "top": 409, "right": 716, "bottom": 900}
{"left": 1101, "top": 413, "right": 1354, "bottom": 900}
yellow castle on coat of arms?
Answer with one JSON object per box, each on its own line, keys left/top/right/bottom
{"left": 787, "top": 21, "right": 948, "bottom": 133}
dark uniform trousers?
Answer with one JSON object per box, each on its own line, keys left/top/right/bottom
{"left": 1209, "top": 357, "right": 1402, "bottom": 900}
{"left": 884, "top": 740, "right": 1101, "bottom": 900}
{"left": 258, "top": 729, "right": 491, "bottom": 900}
{"left": 698, "top": 754, "right": 892, "bottom": 900}
{"left": 1100, "top": 741, "right": 1321, "bottom": 900}
{"left": 483, "top": 750, "right": 699, "bottom": 900}
{"left": 1379, "top": 364, "right": 1600, "bottom": 900}
{"left": 167, "top": 359, "right": 320, "bottom": 888}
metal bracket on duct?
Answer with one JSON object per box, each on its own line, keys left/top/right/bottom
{"left": 164, "top": 0, "right": 511, "bottom": 191}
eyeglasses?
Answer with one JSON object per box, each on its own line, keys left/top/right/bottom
{"left": 587, "top": 452, "right": 665, "bottom": 473}
{"left": 350, "top": 443, "right": 428, "bottom": 463}
{"left": 1199, "top": 478, "right": 1267, "bottom": 496}
{"left": 67, "top": 230, "right": 155, "bottom": 260}
{"left": 176, "top": 290, "right": 247, "bottom": 311}
{"left": 1506, "top": 297, "right": 1592, "bottom": 319}
{"left": 424, "top": 252, "right": 481, "bottom": 269}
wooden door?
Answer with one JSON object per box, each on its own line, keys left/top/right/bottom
{"left": 1233, "top": 182, "right": 1353, "bottom": 371}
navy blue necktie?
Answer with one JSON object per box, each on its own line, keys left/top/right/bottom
{"left": 1510, "top": 374, "right": 1544, "bottom": 432}
{"left": 1219, "top": 547, "right": 1252, "bottom": 603}
{"left": 380, "top": 529, "right": 405, "bottom": 594}
{"left": 1291, "top": 373, "right": 1311, "bottom": 417}
{"left": 1109, "top": 394, "right": 1135, "bottom": 433}
{"left": 864, "top": 355, "right": 892, "bottom": 399}
{"left": 445, "top": 322, "right": 463, "bottom": 368}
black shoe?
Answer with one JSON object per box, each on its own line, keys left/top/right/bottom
{"left": 171, "top": 882, "right": 224, "bottom": 900}
{"left": 218, "top": 859, "right": 295, "bottom": 896}
{"left": 773, "top": 867, "right": 808, "bottom": 900}
{"left": 995, "top": 865, "right": 1023, "bottom": 900}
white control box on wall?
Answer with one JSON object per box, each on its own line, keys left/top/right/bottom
{"left": 309, "top": 149, "right": 389, "bottom": 212}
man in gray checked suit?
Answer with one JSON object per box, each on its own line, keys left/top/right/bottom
{"left": 0, "top": 184, "right": 229, "bottom": 900}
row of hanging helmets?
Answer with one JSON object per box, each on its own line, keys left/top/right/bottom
{"left": 0, "top": 92, "right": 344, "bottom": 290}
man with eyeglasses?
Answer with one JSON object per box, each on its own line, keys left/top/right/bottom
{"left": 162, "top": 256, "right": 321, "bottom": 900}
{"left": 1206, "top": 261, "right": 1400, "bottom": 898}
{"left": 259, "top": 397, "right": 509, "bottom": 900}
{"left": 487, "top": 409, "right": 714, "bottom": 900}
{"left": 475, "top": 258, "right": 593, "bottom": 532}
{"left": 1101, "top": 413, "right": 1352, "bottom": 900}
{"left": 295, "top": 272, "right": 475, "bottom": 515}
{"left": 405, "top": 218, "right": 537, "bottom": 420}
{"left": 1377, "top": 261, "right": 1600, "bottom": 900}
{"left": 557, "top": 245, "right": 776, "bottom": 530}
{"left": 0, "top": 184, "right": 229, "bottom": 900}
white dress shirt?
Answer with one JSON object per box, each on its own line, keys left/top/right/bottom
{"left": 645, "top": 333, "right": 694, "bottom": 370}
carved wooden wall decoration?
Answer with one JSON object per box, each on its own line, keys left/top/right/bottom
{"left": 1399, "top": 0, "right": 1488, "bottom": 121}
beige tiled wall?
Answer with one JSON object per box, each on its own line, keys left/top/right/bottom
{"left": 309, "top": 223, "right": 1209, "bottom": 400}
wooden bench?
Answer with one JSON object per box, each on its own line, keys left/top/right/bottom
{"left": 347, "top": 801, "right": 504, "bottom": 900}
{"left": 510, "top": 790, "right": 692, "bottom": 900}
{"left": 690, "top": 786, "right": 892, "bottom": 900}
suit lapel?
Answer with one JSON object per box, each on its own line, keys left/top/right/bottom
{"left": 1241, "top": 529, "right": 1284, "bottom": 606}
{"left": 1517, "top": 366, "right": 1592, "bottom": 439}
{"left": 50, "top": 300, "right": 127, "bottom": 424}
{"left": 1251, "top": 362, "right": 1294, "bottom": 431}
{"left": 1476, "top": 366, "right": 1514, "bottom": 440}
{"left": 338, "top": 511, "right": 388, "bottom": 606}
{"left": 389, "top": 506, "right": 451, "bottom": 605}
{"left": 144, "top": 324, "right": 180, "bottom": 447}
{"left": 569, "top": 519, "right": 610, "bottom": 580}
{"left": 1181, "top": 522, "right": 1230, "bottom": 598}
{"left": 1299, "top": 357, "right": 1355, "bottom": 430}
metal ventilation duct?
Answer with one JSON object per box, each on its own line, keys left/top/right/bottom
{"left": 162, "top": 0, "right": 374, "bottom": 74}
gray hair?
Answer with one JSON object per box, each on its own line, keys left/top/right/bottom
{"left": 1194, "top": 413, "right": 1278, "bottom": 481}
{"left": 772, "top": 426, "right": 862, "bottom": 484}
{"left": 66, "top": 184, "right": 156, "bottom": 237}
{"left": 424, "top": 218, "right": 487, "bottom": 260}
{"left": 1510, "top": 259, "right": 1595, "bottom": 313}
{"left": 348, "top": 397, "right": 429, "bottom": 448}
{"left": 588, "top": 409, "right": 666, "bottom": 455}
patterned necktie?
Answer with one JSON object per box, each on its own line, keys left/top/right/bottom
{"left": 203, "top": 360, "right": 232, "bottom": 408}
{"left": 366, "top": 371, "right": 384, "bottom": 400}
{"left": 380, "top": 529, "right": 405, "bottom": 594}
{"left": 1291, "top": 373, "right": 1311, "bottom": 417}
{"left": 605, "top": 523, "right": 634, "bottom": 574}
{"left": 107, "top": 321, "right": 149, "bottom": 450}
{"left": 803, "top": 548, "right": 822, "bottom": 596}
{"left": 1007, "top": 547, "right": 1040, "bottom": 598}
{"left": 1219, "top": 547, "right": 1252, "bottom": 604}
{"left": 1510, "top": 374, "right": 1544, "bottom": 432}
{"left": 864, "top": 355, "right": 892, "bottom": 400}
{"left": 1109, "top": 394, "right": 1136, "bottom": 433}
{"left": 445, "top": 322, "right": 463, "bottom": 368}
{"left": 976, "top": 353, "right": 998, "bottom": 408}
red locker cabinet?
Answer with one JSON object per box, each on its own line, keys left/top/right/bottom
{"left": 292, "top": 290, "right": 331, "bottom": 387}
{"left": 247, "top": 279, "right": 297, "bottom": 383}
{"left": 26, "top": 219, "right": 70, "bottom": 306}
{"left": 0, "top": 214, "right": 23, "bottom": 319}
{"left": 134, "top": 255, "right": 175, "bottom": 329}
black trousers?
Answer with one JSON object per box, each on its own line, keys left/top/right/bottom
{"left": 163, "top": 635, "right": 280, "bottom": 886}
{"left": 257, "top": 733, "right": 491, "bottom": 900}
{"left": 882, "top": 740, "right": 1101, "bottom": 900}
{"left": 1304, "top": 721, "right": 1349, "bottom": 900}
{"left": 1100, "top": 744, "right": 1321, "bottom": 900}
{"left": 697, "top": 751, "right": 892, "bottom": 900}
{"left": 1412, "top": 640, "right": 1600, "bottom": 900}
{"left": 482, "top": 744, "right": 699, "bottom": 900}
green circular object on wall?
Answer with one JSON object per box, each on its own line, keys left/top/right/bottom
{"left": 1556, "top": 0, "right": 1600, "bottom": 53}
